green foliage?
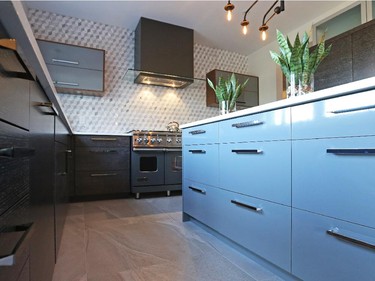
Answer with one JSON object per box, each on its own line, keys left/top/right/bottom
{"left": 270, "top": 29, "right": 332, "bottom": 85}
{"left": 207, "top": 73, "right": 248, "bottom": 111}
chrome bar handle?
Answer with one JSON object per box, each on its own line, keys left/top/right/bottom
{"left": 53, "top": 81, "right": 79, "bottom": 87}
{"left": 189, "top": 130, "right": 206, "bottom": 135}
{"left": 327, "top": 148, "right": 375, "bottom": 155}
{"left": 231, "top": 200, "right": 262, "bottom": 212}
{"left": 0, "top": 147, "right": 35, "bottom": 158}
{"left": 188, "top": 186, "right": 206, "bottom": 194}
{"left": 90, "top": 173, "right": 117, "bottom": 177}
{"left": 188, "top": 150, "right": 206, "bottom": 154}
{"left": 91, "top": 137, "right": 118, "bottom": 141}
{"left": 52, "top": 58, "right": 79, "bottom": 65}
{"left": 34, "top": 101, "right": 59, "bottom": 116}
{"left": 232, "top": 149, "right": 263, "bottom": 154}
{"left": 326, "top": 228, "right": 375, "bottom": 250}
{"left": 89, "top": 149, "right": 117, "bottom": 153}
{"left": 231, "top": 120, "right": 264, "bottom": 128}
{"left": 329, "top": 104, "right": 375, "bottom": 114}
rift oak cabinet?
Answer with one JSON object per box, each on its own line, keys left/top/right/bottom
{"left": 74, "top": 135, "right": 130, "bottom": 196}
{"left": 37, "top": 39, "right": 105, "bottom": 96}
{"left": 182, "top": 85, "right": 375, "bottom": 281}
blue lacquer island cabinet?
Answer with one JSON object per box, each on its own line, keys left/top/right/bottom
{"left": 181, "top": 78, "right": 375, "bottom": 281}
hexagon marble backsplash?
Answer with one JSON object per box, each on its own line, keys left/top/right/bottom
{"left": 27, "top": 8, "right": 249, "bottom": 134}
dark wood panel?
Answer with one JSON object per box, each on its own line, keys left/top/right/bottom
{"left": 352, "top": 21, "right": 375, "bottom": 81}
{"left": 313, "top": 34, "right": 353, "bottom": 91}
{"left": 75, "top": 170, "right": 130, "bottom": 195}
{"left": 75, "top": 147, "right": 130, "bottom": 171}
{"left": 55, "top": 116, "right": 70, "bottom": 145}
{"left": 74, "top": 135, "right": 130, "bottom": 147}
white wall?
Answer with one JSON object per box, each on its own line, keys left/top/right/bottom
{"left": 248, "top": 1, "right": 358, "bottom": 104}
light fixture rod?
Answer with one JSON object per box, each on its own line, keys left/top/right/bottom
{"left": 262, "top": 0, "right": 279, "bottom": 25}
{"left": 243, "top": 0, "right": 259, "bottom": 20}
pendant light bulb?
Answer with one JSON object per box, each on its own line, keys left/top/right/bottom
{"left": 261, "top": 30, "right": 267, "bottom": 41}
{"left": 224, "top": 1, "right": 235, "bottom": 22}
{"left": 259, "top": 25, "right": 269, "bottom": 41}
{"left": 241, "top": 19, "right": 249, "bottom": 35}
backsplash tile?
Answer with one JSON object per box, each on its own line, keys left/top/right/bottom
{"left": 27, "top": 8, "right": 248, "bottom": 134}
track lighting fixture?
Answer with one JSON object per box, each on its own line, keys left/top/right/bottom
{"left": 241, "top": 19, "right": 249, "bottom": 35}
{"left": 224, "top": 1, "right": 235, "bottom": 21}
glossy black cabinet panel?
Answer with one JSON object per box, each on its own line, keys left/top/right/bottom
{"left": 29, "top": 81, "right": 55, "bottom": 281}
{"left": 55, "top": 115, "right": 70, "bottom": 145}
{"left": 352, "top": 21, "right": 375, "bottom": 81}
{"left": 75, "top": 135, "right": 130, "bottom": 147}
{"left": 314, "top": 34, "right": 353, "bottom": 91}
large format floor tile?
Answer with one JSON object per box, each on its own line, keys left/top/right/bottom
{"left": 52, "top": 195, "right": 284, "bottom": 281}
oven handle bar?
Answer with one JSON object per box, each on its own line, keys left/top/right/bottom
{"left": 132, "top": 148, "right": 182, "bottom": 152}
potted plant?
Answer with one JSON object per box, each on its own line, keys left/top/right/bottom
{"left": 207, "top": 73, "right": 249, "bottom": 114}
{"left": 270, "top": 29, "right": 332, "bottom": 97}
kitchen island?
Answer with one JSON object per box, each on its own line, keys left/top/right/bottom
{"left": 181, "top": 77, "right": 375, "bottom": 281}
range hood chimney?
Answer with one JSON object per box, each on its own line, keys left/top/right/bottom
{"left": 134, "top": 17, "right": 194, "bottom": 89}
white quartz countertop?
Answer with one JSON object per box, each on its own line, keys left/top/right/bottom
{"left": 181, "top": 77, "right": 375, "bottom": 129}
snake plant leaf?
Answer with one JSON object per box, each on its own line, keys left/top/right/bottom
{"left": 276, "top": 30, "right": 292, "bottom": 63}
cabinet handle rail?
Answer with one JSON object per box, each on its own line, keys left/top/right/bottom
{"left": 188, "top": 150, "right": 206, "bottom": 154}
{"left": 189, "top": 130, "right": 206, "bottom": 135}
{"left": 326, "top": 148, "right": 375, "bottom": 155}
{"left": 0, "top": 147, "right": 35, "bottom": 158}
{"left": 231, "top": 200, "right": 262, "bottom": 212}
{"left": 34, "top": 101, "right": 59, "bottom": 116}
{"left": 326, "top": 228, "right": 375, "bottom": 250}
{"left": 188, "top": 186, "right": 206, "bottom": 194}
{"left": 53, "top": 81, "right": 79, "bottom": 87}
{"left": 231, "top": 120, "right": 264, "bottom": 128}
{"left": 91, "top": 137, "right": 118, "bottom": 141}
{"left": 329, "top": 104, "right": 375, "bottom": 114}
{"left": 52, "top": 58, "right": 79, "bottom": 65}
{"left": 232, "top": 149, "right": 263, "bottom": 154}
{"left": 89, "top": 150, "right": 118, "bottom": 153}
{"left": 90, "top": 173, "right": 117, "bottom": 177}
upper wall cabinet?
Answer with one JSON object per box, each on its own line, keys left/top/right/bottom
{"left": 37, "top": 39, "right": 105, "bottom": 96}
{"left": 206, "top": 69, "right": 259, "bottom": 109}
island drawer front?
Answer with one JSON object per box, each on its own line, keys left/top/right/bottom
{"left": 74, "top": 135, "right": 130, "bottom": 147}
{"left": 292, "top": 209, "right": 375, "bottom": 281}
{"left": 183, "top": 144, "right": 219, "bottom": 187}
{"left": 292, "top": 89, "right": 375, "bottom": 139}
{"left": 75, "top": 171, "right": 129, "bottom": 195}
{"left": 292, "top": 136, "right": 375, "bottom": 228}
{"left": 183, "top": 179, "right": 222, "bottom": 230}
{"left": 75, "top": 147, "right": 129, "bottom": 171}
{"left": 219, "top": 107, "right": 291, "bottom": 142}
{"left": 217, "top": 190, "right": 291, "bottom": 272}
{"left": 183, "top": 122, "right": 219, "bottom": 145}
{"left": 37, "top": 40, "right": 104, "bottom": 71}
{"left": 219, "top": 141, "right": 291, "bottom": 205}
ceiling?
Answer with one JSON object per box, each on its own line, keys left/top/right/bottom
{"left": 25, "top": 1, "right": 346, "bottom": 56}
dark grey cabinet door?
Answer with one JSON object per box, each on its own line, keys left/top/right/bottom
{"left": 29, "top": 81, "right": 55, "bottom": 281}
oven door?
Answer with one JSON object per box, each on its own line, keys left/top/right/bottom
{"left": 131, "top": 149, "right": 165, "bottom": 186}
{"left": 165, "top": 149, "right": 182, "bottom": 185}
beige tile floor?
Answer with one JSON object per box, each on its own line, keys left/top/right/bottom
{"left": 52, "top": 195, "right": 284, "bottom": 281}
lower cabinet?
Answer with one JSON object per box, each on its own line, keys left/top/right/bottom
{"left": 183, "top": 179, "right": 291, "bottom": 271}
{"left": 292, "top": 209, "right": 375, "bottom": 281}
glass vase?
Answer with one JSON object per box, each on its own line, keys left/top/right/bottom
{"left": 286, "top": 73, "right": 314, "bottom": 98}
{"left": 219, "top": 100, "right": 236, "bottom": 115}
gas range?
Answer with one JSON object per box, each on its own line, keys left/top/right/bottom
{"left": 131, "top": 130, "right": 182, "bottom": 149}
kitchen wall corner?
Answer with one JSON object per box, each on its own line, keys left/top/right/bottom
{"left": 27, "top": 8, "right": 249, "bottom": 134}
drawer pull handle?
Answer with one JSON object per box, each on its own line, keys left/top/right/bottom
{"left": 327, "top": 148, "right": 375, "bottom": 155}
{"left": 329, "top": 104, "right": 375, "bottom": 114}
{"left": 189, "top": 130, "right": 206, "bottom": 135}
{"left": 34, "top": 101, "right": 59, "bottom": 116}
{"left": 53, "top": 81, "right": 79, "bottom": 87}
{"left": 232, "top": 149, "right": 263, "bottom": 154}
{"left": 91, "top": 137, "right": 118, "bottom": 141}
{"left": 0, "top": 223, "right": 33, "bottom": 266}
{"left": 52, "top": 58, "right": 79, "bottom": 65}
{"left": 188, "top": 150, "right": 206, "bottom": 154}
{"left": 0, "top": 147, "right": 35, "bottom": 158}
{"left": 137, "top": 177, "right": 148, "bottom": 182}
{"left": 326, "top": 228, "right": 375, "bottom": 250}
{"left": 231, "top": 200, "right": 262, "bottom": 212}
{"left": 188, "top": 186, "right": 206, "bottom": 194}
{"left": 90, "top": 173, "right": 117, "bottom": 177}
{"left": 231, "top": 120, "right": 264, "bottom": 128}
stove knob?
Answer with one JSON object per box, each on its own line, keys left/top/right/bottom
{"left": 176, "top": 138, "right": 181, "bottom": 143}
{"left": 150, "top": 138, "right": 156, "bottom": 144}
{"left": 144, "top": 138, "right": 149, "bottom": 144}
{"left": 137, "top": 137, "right": 143, "bottom": 143}
{"left": 166, "top": 138, "right": 172, "bottom": 143}
{"left": 157, "top": 138, "right": 163, "bottom": 143}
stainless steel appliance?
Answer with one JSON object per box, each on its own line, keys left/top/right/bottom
{"left": 131, "top": 130, "right": 182, "bottom": 199}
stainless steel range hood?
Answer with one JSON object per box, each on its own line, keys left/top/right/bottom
{"left": 131, "top": 17, "right": 194, "bottom": 89}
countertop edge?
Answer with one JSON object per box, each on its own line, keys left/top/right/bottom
{"left": 181, "top": 77, "right": 375, "bottom": 129}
